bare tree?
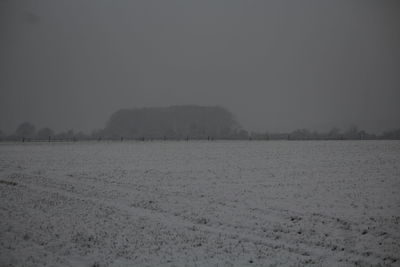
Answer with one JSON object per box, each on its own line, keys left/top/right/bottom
{"left": 15, "top": 122, "right": 36, "bottom": 140}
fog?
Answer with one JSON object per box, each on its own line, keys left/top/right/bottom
{"left": 1, "top": 0, "right": 399, "bottom": 134}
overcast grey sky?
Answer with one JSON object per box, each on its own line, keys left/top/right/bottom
{"left": 1, "top": 0, "right": 399, "bottom": 134}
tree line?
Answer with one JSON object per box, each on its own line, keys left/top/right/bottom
{"left": 0, "top": 106, "right": 399, "bottom": 141}
{"left": 249, "top": 126, "right": 400, "bottom": 141}
{"left": 0, "top": 122, "right": 91, "bottom": 142}
{"left": 1, "top": 123, "right": 399, "bottom": 142}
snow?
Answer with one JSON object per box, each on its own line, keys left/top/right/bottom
{"left": 1, "top": 140, "right": 399, "bottom": 266}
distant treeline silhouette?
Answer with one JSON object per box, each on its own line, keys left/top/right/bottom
{"left": 249, "top": 126, "right": 400, "bottom": 141}
{"left": 95, "top": 105, "right": 248, "bottom": 140}
{"left": 1, "top": 105, "right": 399, "bottom": 141}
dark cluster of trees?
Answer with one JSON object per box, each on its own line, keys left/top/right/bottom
{"left": 1, "top": 105, "right": 399, "bottom": 142}
{"left": 96, "top": 105, "right": 248, "bottom": 140}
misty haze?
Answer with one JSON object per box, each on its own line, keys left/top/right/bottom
{"left": 1, "top": 1, "right": 400, "bottom": 266}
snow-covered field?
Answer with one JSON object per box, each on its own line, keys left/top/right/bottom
{"left": 1, "top": 141, "right": 399, "bottom": 266}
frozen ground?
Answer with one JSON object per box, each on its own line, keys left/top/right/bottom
{"left": 0, "top": 140, "right": 399, "bottom": 266}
